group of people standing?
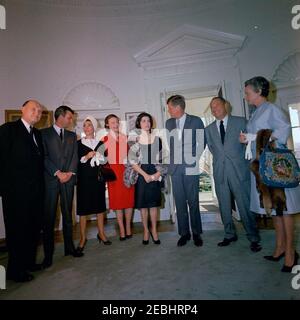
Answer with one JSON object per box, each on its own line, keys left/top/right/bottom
{"left": 0, "top": 75, "right": 299, "bottom": 283}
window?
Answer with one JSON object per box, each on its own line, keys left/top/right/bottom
{"left": 288, "top": 103, "right": 300, "bottom": 163}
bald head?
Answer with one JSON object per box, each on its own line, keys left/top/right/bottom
{"left": 21, "top": 100, "right": 42, "bottom": 125}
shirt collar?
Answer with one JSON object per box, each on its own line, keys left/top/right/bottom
{"left": 21, "top": 118, "right": 31, "bottom": 133}
{"left": 216, "top": 114, "right": 228, "bottom": 127}
{"left": 176, "top": 113, "right": 186, "bottom": 125}
{"left": 53, "top": 124, "right": 64, "bottom": 136}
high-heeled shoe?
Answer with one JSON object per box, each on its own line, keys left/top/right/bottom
{"left": 149, "top": 232, "right": 161, "bottom": 245}
{"left": 264, "top": 251, "right": 285, "bottom": 261}
{"left": 97, "top": 234, "right": 112, "bottom": 245}
{"left": 281, "top": 251, "right": 299, "bottom": 273}
{"left": 142, "top": 239, "right": 149, "bottom": 245}
{"left": 76, "top": 239, "right": 88, "bottom": 253}
{"left": 119, "top": 236, "right": 126, "bottom": 241}
{"left": 126, "top": 234, "right": 133, "bottom": 239}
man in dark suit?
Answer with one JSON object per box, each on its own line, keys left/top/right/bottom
{"left": 0, "top": 100, "right": 45, "bottom": 282}
{"left": 205, "top": 97, "right": 261, "bottom": 252}
{"left": 41, "top": 105, "right": 82, "bottom": 269}
{"left": 165, "top": 95, "right": 205, "bottom": 247}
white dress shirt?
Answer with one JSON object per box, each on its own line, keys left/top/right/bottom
{"left": 53, "top": 124, "right": 64, "bottom": 138}
{"left": 21, "top": 118, "right": 37, "bottom": 145}
{"left": 176, "top": 113, "right": 186, "bottom": 139}
{"left": 216, "top": 114, "right": 228, "bottom": 135}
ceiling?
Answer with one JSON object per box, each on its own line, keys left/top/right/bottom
{"left": 7, "top": 0, "right": 235, "bottom": 17}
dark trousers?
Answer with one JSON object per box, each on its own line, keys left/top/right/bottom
{"left": 43, "top": 183, "right": 75, "bottom": 262}
{"left": 171, "top": 169, "right": 202, "bottom": 237}
{"left": 2, "top": 187, "right": 43, "bottom": 277}
{"left": 215, "top": 174, "right": 260, "bottom": 243}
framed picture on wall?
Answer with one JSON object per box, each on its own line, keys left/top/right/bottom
{"left": 5, "top": 109, "right": 54, "bottom": 129}
{"left": 125, "top": 111, "right": 142, "bottom": 133}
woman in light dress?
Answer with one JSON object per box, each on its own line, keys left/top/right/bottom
{"left": 240, "top": 76, "right": 300, "bottom": 272}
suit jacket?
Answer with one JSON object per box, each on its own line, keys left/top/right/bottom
{"left": 41, "top": 126, "right": 78, "bottom": 188}
{"left": 0, "top": 119, "right": 44, "bottom": 197}
{"left": 205, "top": 115, "right": 250, "bottom": 184}
{"left": 165, "top": 113, "right": 205, "bottom": 175}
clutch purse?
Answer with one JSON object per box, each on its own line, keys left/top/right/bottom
{"left": 259, "top": 145, "right": 300, "bottom": 188}
{"left": 123, "top": 164, "right": 138, "bottom": 188}
{"left": 98, "top": 164, "right": 117, "bottom": 183}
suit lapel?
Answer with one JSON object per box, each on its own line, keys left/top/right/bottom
{"left": 211, "top": 121, "right": 223, "bottom": 147}
{"left": 224, "top": 116, "right": 233, "bottom": 144}
{"left": 183, "top": 113, "right": 191, "bottom": 130}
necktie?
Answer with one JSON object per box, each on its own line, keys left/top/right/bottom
{"left": 220, "top": 120, "right": 225, "bottom": 144}
{"left": 59, "top": 128, "right": 63, "bottom": 141}
{"left": 29, "top": 126, "right": 37, "bottom": 146}
{"left": 176, "top": 119, "right": 181, "bottom": 139}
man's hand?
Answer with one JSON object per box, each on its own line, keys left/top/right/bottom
{"left": 57, "top": 171, "right": 73, "bottom": 183}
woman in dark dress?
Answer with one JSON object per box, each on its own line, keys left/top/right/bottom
{"left": 76, "top": 116, "right": 111, "bottom": 252}
{"left": 131, "top": 113, "right": 166, "bottom": 245}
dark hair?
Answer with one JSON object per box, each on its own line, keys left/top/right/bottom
{"left": 104, "top": 114, "right": 119, "bottom": 129}
{"left": 166, "top": 95, "right": 186, "bottom": 110}
{"left": 135, "top": 112, "right": 154, "bottom": 130}
{"left": 244, "top": 76, "right": 270, "bottom": 97}
{"left": 210, "top": 96, "right": 226, "bottom": 105}
{"left": 54, "top": 105, "right": 74, "bottom": 120}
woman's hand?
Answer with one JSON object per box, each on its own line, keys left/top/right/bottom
{"left": 152, "top": 172, "right": 161, "bottom": 181}
{"left": 85, "top": 151, "right": 96, "bottom": 160}
{"left": 143, "top": 174, "right": 153, "bottom": 183}
{"left": 239, "top": 132, "right": 248, "bottom": 144}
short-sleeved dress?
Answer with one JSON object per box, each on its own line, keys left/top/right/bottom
{"left": 247, "top": 101, "right": 300, "bottom": 215}
{"left": 76, "top": 139, "right": 106, "bottom": 216}
{"left": 135, "top": 136, "right": 163, "bottom": 209}
{"left": 103, "top": 133, "right": 135, "bottom": 210}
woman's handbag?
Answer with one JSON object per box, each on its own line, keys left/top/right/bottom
{"left": 259, "top": 143, "right": 300, "bottom": 188}
{"left": 98, "top": 163, "right": 117, "bottom": 183}
{"left": 123, "top": 164, "right": 138, "bottom": 188}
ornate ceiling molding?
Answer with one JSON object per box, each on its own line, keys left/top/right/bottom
{"left": 63, "top": 82, "right": 120, "bottom": 111}
{"left": 134, "top": 24, "right": 246, "bottom": 70}
{"left": 272, "top": 52, "right": 300, "bottom": 87}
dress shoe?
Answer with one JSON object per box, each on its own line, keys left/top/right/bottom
{"left": 76, "top": 239, "right": 88, "bottom": 253}
{"left": 7, "top": 271, "right": 34, "bottom": 283}
{"left": 193, "top": 234, "right": 203, "bottom": 247}
{"left": 250, "top": 241, "right": 262, "bottom": 252}
{"left": 28, "top": 264, "right": 44, "bottom": 272}
{"left": 281, "top": 251, "right": 299, "bottom": 273}
{"left": 97, "top": 234, "right": 112, "bottom": 245}
{"left": 218, "top": 235, "right": 238, "bottom": 247}
{"left": 65, "top": 249, "right": 84, "bottom": 257}
{"left": 150, "top": 232, "right": 161, "bottom": 245}
{"left": 264, "top": 252, "right": 285, "bottom": 261}
{"left": 177, "top": 234, "right": 191, "bottom": 247}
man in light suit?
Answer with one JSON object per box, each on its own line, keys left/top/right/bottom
{"left": 166, "top": 95, "right": 205, "bottom": 247}
{"left": 41, "top": 105, "right": 82, "bottom": 269}
{"left": 0, "top": 100, "right": 44, "bottom": 282}
{"left": 205, "top": 97, "right": 261, "bottom": 252}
